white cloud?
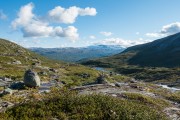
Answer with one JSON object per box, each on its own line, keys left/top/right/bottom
{"left": 160, "top": 22, "right": 180, "bottom": 35}
{"left": 48, "top": 6, "right": 97, "bottom": 24}
{"left": 54, "top": 26, "right": 79, "bottom": 40}
{"left": 79, "top": 7, "right": 97, "bottom": 16}
{"left": 97, "top": 38, "right": 152, "bottom": 48}
{"left": 100, "top": 31, "right": 113, "bottom": 37}
{"left": 89, "top": 35, "right": 96, "bottom": 39}
{"left": 12, "top": 3, "right": 34, "bottom": 29}
{"left": 21, "top": 21, "right": 54, "bottom": 37}
{"left": 11, "top": 3, "right": 79, "bottom": 40}
{"left": 146, "top": 22, "right": 180, "bottom": 38}
{"left": 145, "top": 33, "right": 165, "bottom": 38}
{"left": 0, "top": 10, "right": 7, "bottom": 20}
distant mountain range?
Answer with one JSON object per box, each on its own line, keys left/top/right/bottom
{"left": 29, "top": 45, "right": 125, "bottom": 62}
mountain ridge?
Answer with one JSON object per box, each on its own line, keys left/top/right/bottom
{"left": 123, "top": 32, "right": 180, "bottom": 67}
{"left": 30, "top": 45, "right": 125, "bottom": 62}
{"left": 90, "top": 32, "right": 180, "bottom": 68}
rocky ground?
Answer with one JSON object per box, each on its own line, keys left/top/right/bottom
{"left": 73, "top": 82, "right": 180, "bottom": 120}
{"left": 0, "top": 67, "right": 180, "bottom": 120}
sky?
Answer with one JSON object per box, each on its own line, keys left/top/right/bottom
{"left": 1, "top": 0, "right": 180, "bottom": 48}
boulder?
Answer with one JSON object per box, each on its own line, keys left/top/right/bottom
{"left": 24, "top": 69, "right": 41, "bottom": 87}
{"left": 96, "top": 74, "right": 109, "bottom": 84}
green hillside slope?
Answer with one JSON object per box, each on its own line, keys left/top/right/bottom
{"left": 81, "top": 33, "right": 180, "bottom": 86}
{"left": 0, "top": 38, "right": 99, "bottom": 85}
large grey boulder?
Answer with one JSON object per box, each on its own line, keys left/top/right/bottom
{"left": 24, "top": 69, "right": 40, "bottom": 87}
{"left": 96, "top": 74, "right": 109, "bottom": 84}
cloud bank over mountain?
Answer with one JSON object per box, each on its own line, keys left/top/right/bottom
{"left": 146, "top": 22, "right": 180, "bottom": 38}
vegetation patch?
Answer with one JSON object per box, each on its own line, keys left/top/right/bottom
{"left": 0, "top": 89, "right": 168, "bottom": 120}
{"left": 122, "top": 92, "right": 170, "bottom": 110}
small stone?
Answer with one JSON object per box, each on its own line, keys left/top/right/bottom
{"left": 111, "top": 94, "right": 117, "bottom": 97}
{"left": 115, "top": 82, "right": 122, "bottom": 87}
{"left": 38, "top": 71, "right": 47, "bottom": 75}
{"left": 130, "top": 78, "right": 137, "bottom": 83}
{"left": 49, "top": 68, "right": 58, "bottom": 73}
{"left": 3, "top": 88, "right": 13, "bottom": 95}
{"left": 1, "top": 102, "right": 8, "bottom": 107}
{"left": 12, "top": 60, "right": 21, "bottom": 65}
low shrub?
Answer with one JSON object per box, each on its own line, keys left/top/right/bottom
{"left": 0, "top": 89, "right": 168, "bottom": 120}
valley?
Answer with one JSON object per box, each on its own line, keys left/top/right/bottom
{"left": 1, "top": 1, "right": 180, "bottom": 119}
{"left": 0, "top": 38, "right": 180, "bottom": 119}
{"left": 30, "top": 45, "right": 124, "bottom": 62}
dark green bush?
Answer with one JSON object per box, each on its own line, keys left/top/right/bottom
{"left": 0, "top": 89, "right": 168, "bottom": 120}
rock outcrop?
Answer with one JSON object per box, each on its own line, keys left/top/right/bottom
{"left": 24, "top": 69, "right": 40, "bottom": 87}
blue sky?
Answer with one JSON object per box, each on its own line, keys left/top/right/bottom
{"left": 1, "top": 0, "right": 180, "bottom": 48}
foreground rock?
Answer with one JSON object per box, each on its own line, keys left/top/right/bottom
{"left": 3, "top": 88, "right": 13, "bottom": 95}
{"left": 24, "top": 69, "right": 41, "bottom": 87}
{"left": 0, "top": 77, "right": 13, "bottom": 88}
{"left": 0, "top": 101, "right": 14, "bottom": 112}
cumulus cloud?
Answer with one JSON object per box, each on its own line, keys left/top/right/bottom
{"left": 100, "top": 31, "right": 113, "bottom": 37}
{"left": 12, "top": 3, "right": 34, "bottom": 28}
{"left": 97, "top": 38, "right": 151, "bottom": 48}
{"left": 54, "top": 26, "right": 79, "bottom": 40}
{"left": 11, "top": 3, "right": 79, "bottom": 40}
{"left": 160, "top": 22, "right": 180, "bottom": 35}
{"left": 48, "top": 6, "right": 97, "bottom": 24}
{"left": 0, "top": 10, "right": 7, "bottom": 20}
{"left": 89, "top": 35, "right": 96, "bottom": 39}
{"left": 146, "top": 22, "right": 180, "bottom": 38}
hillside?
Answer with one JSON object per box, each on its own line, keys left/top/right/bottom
{"left": 30, "top": 45, "right": 124, "bottom": 62}
{"left": 0, "top": 38, "right": 100, "bottom": 85}
{"left": 81, "top": 33, "right": 180, "bottom": 87}
{"left": 123, "top": 32, "right": 180, "bottom": 67}
{"left": 0, "top": 38, "right": 47, "bottom": 78}
{"left": 83, "top": 32, "right": 180, "bottom": 67}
